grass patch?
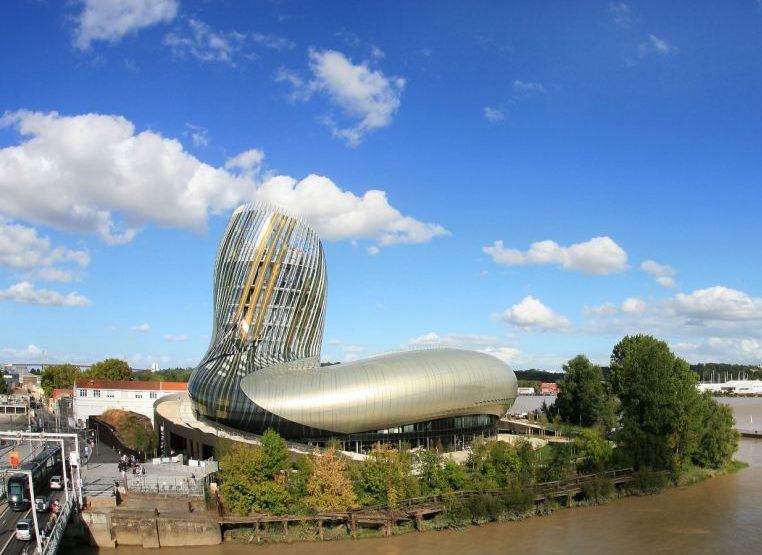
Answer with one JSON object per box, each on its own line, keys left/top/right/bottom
{"left": 99, "top": 409, "right": 157, "bottom": 453}
{"left": 675, "top": 459, "right": 749, "bottom": 486}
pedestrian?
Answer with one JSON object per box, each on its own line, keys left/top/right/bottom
{"left": 154, "top": 507, "right": 160, "bottom": 517}
{"left": 141, "top": 466, "right": 146, "bottom": 476}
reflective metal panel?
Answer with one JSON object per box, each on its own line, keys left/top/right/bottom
{"left": 241, "top": 348, "right": 517, "bottom": 434}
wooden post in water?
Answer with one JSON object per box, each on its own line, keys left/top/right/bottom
{"left": 283, "top": 519, "right": 289, "bottom": 540}
{"left": 351, "top": 514, "right": 357, "bottom": 539}
{"left": 415, "top": 512, "right": 423, "bottom": 532}
{"left": 318, "top": 518, "right": 324, "bottom": 540}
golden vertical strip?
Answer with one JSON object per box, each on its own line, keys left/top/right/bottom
{"left": 233, "top": 213, "right": 278, "bottom": 325}
{"left": 241, "top": 215, "right": 289, "bottom": 341}
{"left": 250, "top": 219, "right": 296, "bottom": 341}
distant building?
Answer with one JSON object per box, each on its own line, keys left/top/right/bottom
{"left": 698, "top": 380, "right": 762, "bottom": 395}
{"left": 73, "top": 380, "right": 188, "bottom": 427}
{"left": 540, "top": 382, "right": 560, "bottom": 396}
{"left": 517, "top": 387, "right": 536, "bottom": 396}
{"left": 151, "top": 362, "right": 160, "bottom": 373}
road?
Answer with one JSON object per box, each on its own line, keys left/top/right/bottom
{"left": 0, "top": 482, "right": 66, "bottom": 555}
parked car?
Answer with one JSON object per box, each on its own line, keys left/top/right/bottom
{"left": 49, "top": 475, "right": 63, "bottom": 490}
{"left": 35, "top": 496, "right": 50, "bottom": 513}
{"left": 15, "top": 519, "right": 33, "bottom": 541}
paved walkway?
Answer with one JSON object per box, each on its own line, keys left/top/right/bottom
{"left": 81, "top": 451, "right": 214, "bottom": 497}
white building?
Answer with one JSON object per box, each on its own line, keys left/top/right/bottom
{"left": 697, "top": 380, "right": 762, "bottom": 395}
{"left": 72, "top": 379, "right": 187, "bottom": 426}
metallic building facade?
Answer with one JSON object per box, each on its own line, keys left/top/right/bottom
{"left": 189, "top": 204, "right": 517, "bottom": 445}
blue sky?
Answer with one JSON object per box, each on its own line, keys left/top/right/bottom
{"left": 1, "top": 0, "right": 762, "bottom": 370}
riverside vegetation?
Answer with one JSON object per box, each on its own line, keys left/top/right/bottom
{"left": 215, "top": 335, "right": 741, "bottom": 543}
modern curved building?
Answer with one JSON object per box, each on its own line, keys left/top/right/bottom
{"left": 181, "top": 204, "right": 517, "bottom": 450}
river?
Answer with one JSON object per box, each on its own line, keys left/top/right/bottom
{"left": 72, "top": 397, "right": 762, "bottom": 555}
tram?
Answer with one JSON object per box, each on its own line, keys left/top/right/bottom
{"left": 7, "top": 445, "right": 64, "bottom": 511}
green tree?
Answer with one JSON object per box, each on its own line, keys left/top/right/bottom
{"left": 304, "top": 448, "right": 357, "bottom": 511}
{"left": 41, "top": 364, "right": 81, "bottom": 396}
{"left": 261, "top": 428, "right": 290, "bottom": 478}
{"left": 353, "top": 442, "right": 419, "bottom": 506}
{"left": 85, "top": 358, "right": 132, "bottom": 381}
{"left": 573, "top": 428, "right": 612, "bottom": 472}
{"left": 218, "top": 441, "right": 290, "bottom": 515}
{"left": 609, "top": 335, "right": 702, "bottom": 470}
{"left": 554, "top": 355, "right": 608, "bottom": 427}
{"left": 692, "top": 394, "right": 739, "bottom": 468}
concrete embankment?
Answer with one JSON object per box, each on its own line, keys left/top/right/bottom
{"left": 77, "top": 495, "right": 221, "bottom": 548}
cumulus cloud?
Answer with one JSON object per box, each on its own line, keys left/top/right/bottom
{"left": 278, "top": 49, "right": 405, "bottom": 146}
{"left": 483, "top": 106, "right": 505, "bottom": 123}
{"left": 0, "top": 110, "right": 445, "bottom": 248}
{"left": 483, "top": 236, "right": 627, "bottom": 274}
{"left": 674, "top": 337, "right": 762, "bottom": 365}
{"left": 74, "top": 0, "right": 178, "bottom": 50}
{"left": 641, "top": 259, "right": 676, "bottom": 288}
{"left": 366, "top": 246, "right": 380, "bottom": 255}
{"left": 256, "top": 174, "right": 448, "bottom": 245}
{"left": 0, "top": 220, "right": 89, "bottom": 282}
{"left": 130, "top": 323, "right": 151, "bottom": 332}
{"left": 621, "top": 297, "right": 646, "bottom": 313}
{"left": 0, "top": 282, "right": 90, "bottom": 306}
{"left": 671, "top": 286, "right": 762, "bottom": 322}
{"left": 495, "top": 296, "right": 570, "bottom": 332}
{"left": 164, "top": 18, "right": 247, "bottom": 64}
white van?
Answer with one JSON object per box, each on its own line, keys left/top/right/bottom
{"left": 15, "top": 519, "right": 33, "bottom": 541}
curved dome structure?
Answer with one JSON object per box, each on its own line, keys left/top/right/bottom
{"left": 189, "top": 204, "right": 517, "bottom": 445}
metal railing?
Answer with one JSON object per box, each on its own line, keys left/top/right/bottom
{"left": 125, "top": 475, "right": 205, "bottom": 496}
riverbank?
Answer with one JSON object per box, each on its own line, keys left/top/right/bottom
{"left": 214, "top": 461, "right": 746, "bottom": 546}
{"left": 74, "top": 462, "right": 739, "bottom": 548}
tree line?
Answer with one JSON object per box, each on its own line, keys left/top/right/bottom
{"left": 39, "top": 360, "right": 193, "bottom": 396}
{"left": 217, "top": 335, "right": 740, "bottom": 521}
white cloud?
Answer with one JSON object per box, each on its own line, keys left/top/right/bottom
{"left": 584, "top": 302, "right": 617, "bottom": 317}
{"left": 1, "top": 344, "right": 44, "bottom": 360}
{"left": 475, "top": 34, "right": 512, "bottom": 53}
{"left": 130, "top": 323, "right": 150, "bottom": 332}
{"left": 74, "top": 0, "right": 178, "bottom": 50}
{"left": 483, "top": 106, "right": 505, "bottom": 123}
{"left": 255, "top": 174, "right": 448, "bottom": 245}
{"left": 672, "top": 286, "right": 762, "bottom": 322}
{"left": 621, "top": 297, "right": 646, "bottom": 313}
{"left": 163, "top": 334, "right": 187, "bottom": 342}
{"left": 495, "top": 296, "right": 570, "bottom": 332}
{"left": 366, "top": 246, "right": 380, "bottom": 255}
{"left": 164, "top": 18, "right": 247, "bottom": 64}
{"left": 607, "top": 2, "right": 634, "bottom": 26}
{"left": 0, "top": 220, "right": 89, "bottom": 282}
{"left": 0, "top": 110, "right": 249, "bottom": 244}
{"left": 224, "top": 149, "right": 265, "bottom": 178}
{"left": 483, "top": 236, "right": 627, "bottom": 274}
{"left": 280, "top": 49, "right": 405, "bottom": 146}
{"left": 675, "top": 337, "right": 762, "bottom": 365}
{"left": 0, "top": 110, "right": 446, "bottom": 248}
{"left": 251, "top": 32, "right": 295, "bottom": 51}
{"left": 0, "top": 282, "right": 90, "bottom": 306}
{"left": 406, "top": 331, "right": 521, "bottom": 364}
{"left": 641, "top": 259, "right": 676, "bottom": 288}
{"left": 185, "top": 123, "right": 209, "bottom": 149}
{"left": 634, "top": 34, "right": 676, "bottom": 62}
{"left": 513, "top": 80, "right": 546, "bottom": 94}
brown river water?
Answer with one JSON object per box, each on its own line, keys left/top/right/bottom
{"left": 75, "top": 397, "right": 762, "bottom": 555}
